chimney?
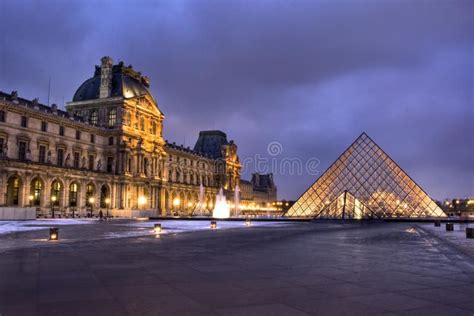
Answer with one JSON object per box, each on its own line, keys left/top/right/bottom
{"left": 99, "top": 56, "right": 113, "bottom": 98}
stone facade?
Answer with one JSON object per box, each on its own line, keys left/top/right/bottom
{"left": 0, "top": 57, "right": 241, "bottom": 217}
{"left": 240, "top": 173, "right": 277, "bottom": 211}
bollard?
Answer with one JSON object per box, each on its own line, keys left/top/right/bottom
{"left": 466, "top": 228, "right": 474, "bottom": 239}
{"left": 445, "top": 223, "right": 454, "bottom": 231}
{"left": 49, "top": 227, "right": 59, "bottom": 241}
{"left": 434, "top": 220, "right": 441, "bottom": 227}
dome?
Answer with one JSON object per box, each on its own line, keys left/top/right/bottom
{"left": 72, "top": 61, "right": 154, "bottom": 102}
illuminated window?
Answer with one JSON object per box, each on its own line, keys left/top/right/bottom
{"left": 31, "top": 178, "right": 42, "bottom": 206}
{"left": 89, "top": 110, "right": 98, "bottom": 125}
{"left": 108, "top": 108, "right": 117, "bottom": 127}
{"left": 51, "top": 180, "right": 62, "bottom": 206}
{"left": 86, "top": 184, "right": 95, "bottom": 206}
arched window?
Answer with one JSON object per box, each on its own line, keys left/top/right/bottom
{"left": 89, "top": 110, "right": 98, "bottom": 125}
{"left": 31, "top": 178, "right": 43, "bottom": 206}
{"left": 100, "top": 185, "right": 109, "bottom": 208}
{"left": 86, "top": 183, "right": 95, "bottom": 206}
{"left": 51, "top": 180, "right": 62, "bottom": 206}
{"left": 69, "top": 183, "right": 78, "bottom": 207}
{"left": 7, "top": 176, "right": 21, "bottom": 206}
{"left": 108, "top": 108, "right": 117, "bottom": 127}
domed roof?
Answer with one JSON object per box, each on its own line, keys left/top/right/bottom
{"left": 72, "top": 61, "right": 154, "bottom": 102}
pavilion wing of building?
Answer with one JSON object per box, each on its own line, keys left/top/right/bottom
{"left": 285, "top": 133, "right": 446, "bottom": 219}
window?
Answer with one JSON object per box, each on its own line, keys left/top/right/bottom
{"left": 0, "top": 138, "right": 4, "bottom": 156}
{"left": 41, "top": 121, "right": 47, "bottom": 132}
{"left": 31, "top": 178, "right": 42, "bottom": 206}
{"left": 21, "top": 116, "right": 28, "bottom": 128}
{"left": 18, "top": 141, "right": 27, "bottom": 160}
{"left": 151, "top": 121, "right": 157, "bottom": 135}
{"left": 140, "top": 117, "right": 145, "bottom": 131}
{"left": 108, "top": 137, "right": 114, "bottom": 145}
{"left": 57, "top": 148, "right": 64, "bottom": 166}
{"left": 9, "top": 177, "right": 20, "bottom": 205}
{"left": 90, "top": 134, "right": 95, "bottom": 143}
{"left": 59, "top": 126, "right": 65, "bottom": 136}
{"left": 38, "top": 145, "right": 46, "bottom": 163}
{"left": 75, "top": 130, "right": 81, "bottom": 140}
{"left": 88, "top": 154, "right": 94, "bottom": 170}
{"left": 0, "top": 110, "right": 5, "bottom": 122}
{"left": 51, "top": 181, "right": 61, "bottom": 206}
{"left": 108, "top": 108, "right": 117, "bottom": 127}
{"left": 86, "top": 184, "right": 94, "bottom": 206}
{"left": 69, "top": 183, "right": 78, "bottom": 207}
{"left": 73, "top": 152, "right": 80, "bottom": 168}
{"left": 89, "top": 110, "right": 98, "bottom": 125}
{"left": 107, "top": 157, "right": 114, "bottom": 173}
{"left": 128, "top": 158, "right": 132, "bottom": 173}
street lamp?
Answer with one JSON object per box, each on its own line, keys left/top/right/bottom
{"left": 88, "top": 197, "right": 95, "bottom": 217}
{"left": 28, "top": 195, "right": 34, "bottom": 207}
{"left": 51, "top": 195, "right": 57, "bottom": 218}
{"left": 105, "top": 197, "right": 110, "bottom": 218}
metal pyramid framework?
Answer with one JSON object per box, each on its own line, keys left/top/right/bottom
{"left": 285, "top": 133, "right": 446, "bottom": 219}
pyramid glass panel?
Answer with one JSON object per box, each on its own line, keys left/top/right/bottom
{"left": 285, "top": 133, "right": 446, "bottom": 218}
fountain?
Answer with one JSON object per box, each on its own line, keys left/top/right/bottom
{"left": 194, "top": 183, "right": 205, "bottom": 216}
{"left": 234, "top": 185, "right": 240, "bottom": 217}
{"left": 212, "top": 188, "right": 230, "bottom": 218}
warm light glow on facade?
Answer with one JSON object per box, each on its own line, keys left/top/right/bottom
{"left": 138, "top": 196, "right": 147, "bottom": 206}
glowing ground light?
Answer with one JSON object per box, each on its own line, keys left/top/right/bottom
{"left": 49, "top": 227, "right": 59, "bottom": 241}
{"left": 154, "top": 223, "right": 162, "bottom": 234}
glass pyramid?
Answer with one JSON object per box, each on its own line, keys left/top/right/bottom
{"left": 285, "top": 133, "right": 446, "bottom": 218}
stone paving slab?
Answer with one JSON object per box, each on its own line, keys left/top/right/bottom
{"left": 0, "top": 221, "right": 473, "bottom": 315}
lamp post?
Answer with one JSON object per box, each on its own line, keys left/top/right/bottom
{"left": 51, "top": 195, "right": 57, "bottom": 218}
{"left": 88, "top": 197, "right": 95, "bottom": 217}
{"left": 105, "top": 197, "right": 110, "bottom": 218}
{"left": 28, "top": 195, "right": 33, "bottom": 207}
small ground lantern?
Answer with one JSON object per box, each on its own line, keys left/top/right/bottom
{"left": 210, "top": 221, "right": 217, "bottom": 229}
{"left": 245, "top": 218, "right": 252, "bottom": 227}
{"left": 49, "top": 227, "right": 59, "bottom": 241}
{"left": 154, "top": 223, "right": 162, "bottom": 234}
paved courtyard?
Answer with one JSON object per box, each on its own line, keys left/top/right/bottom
{"left": 0, "top": 220, "right": 473, "bottom": 315}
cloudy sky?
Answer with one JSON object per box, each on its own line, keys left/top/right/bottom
{"left": 0, "top": 0, "right": 472, "bottom": 200}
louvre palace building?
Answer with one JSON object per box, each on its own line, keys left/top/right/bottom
{"left": 0, "top": 56, "right": 261, "bottom": 218}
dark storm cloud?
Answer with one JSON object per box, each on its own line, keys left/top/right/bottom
{"left": 0, "top": 0, "right": 472, "bottom": 199}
